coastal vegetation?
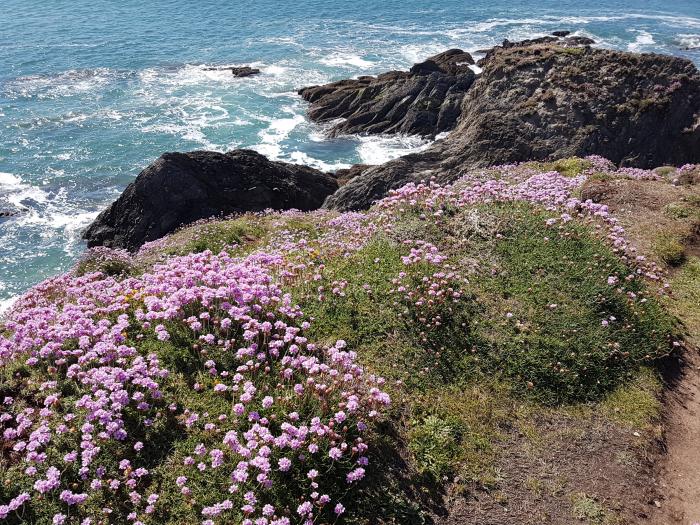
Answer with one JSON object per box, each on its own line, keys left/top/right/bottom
{"left": 2, "top": 158, "right": 698, "bottom": 524}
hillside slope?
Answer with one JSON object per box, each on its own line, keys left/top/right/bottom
{"left": 2, "top": 158, "right": 699, "bottom": 524}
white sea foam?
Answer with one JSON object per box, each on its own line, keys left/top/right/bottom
{"left": 0, "top": 296, "right": 18, "bottom": 317}
{"left": 3, "top": 68, "right": 115, "bottom": 100}
{"left": 628, "top": 30, "right": 655, "bottom": 51}
{"left": 400, "top": 43, "right": 452, "bottom": 65}
{"left": 356, "top": 135, "right": 432, "bottom": 165}
{"left": 678, "top": 34, "right": 700, "bottom": 49}
{"left": 320, "top": 52, "right": 375, "bottom": 69}
{"left": 251, "top": 111, "right": 305, "bottom": 160}
{"left": 0, "top": 172, "right": 22, "bottom": 187}
{"left": 288, "top": 151, "right": 352, "bottom": 172}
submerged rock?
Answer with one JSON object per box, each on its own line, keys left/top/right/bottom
{"left": 230, "top": 66, "right": 260, "bottom": 77}
{"left": 203, "top": 65, "right": 261, "bottom": 77}
{"left": 299, "top": 49, "right": 476, "bottom": 137}
{"left": 83, "top": 149, "right": 338, "bottom": 250}
{"left": 324, "top": 43, "right": 700, "bottom": 211}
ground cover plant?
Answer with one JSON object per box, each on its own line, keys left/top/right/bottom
{"left": 1, "top": 158, "right": 694, "bottom": 524}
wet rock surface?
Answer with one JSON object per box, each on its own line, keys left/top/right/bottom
{"left": 203, "top": 65, "right": 261, "bottom": 77}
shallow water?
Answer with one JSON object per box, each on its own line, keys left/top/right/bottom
{"left": 1, "top": 0, "right": 699, "bottom": 309}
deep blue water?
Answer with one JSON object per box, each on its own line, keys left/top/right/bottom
{"left": 1, "top": 0, "right": 699, "bottom": 310}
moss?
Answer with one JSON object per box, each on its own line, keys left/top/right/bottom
{"left": 558, "top": 46, "right": 586, "bottom": 56}
{"left": 654, "top": 166, "right": 677, "bottom": 178}
{"left": 637, "top": 98, "right": 656, "bottom": 111}
{"left": 587, "top": 171, "right": 613, "bottom": 182}
{"left": 663, "top": 202, "right": 697, "bottom": 219}
{"left": 162, "top": 216, "right": 268, "bottom": 257}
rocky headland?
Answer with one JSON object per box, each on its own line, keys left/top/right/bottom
{"left": 5, "top": 32, "right": 700, "bottom": 525}
{"left": 84, "top": 33, "right": 700, "bottom": 249}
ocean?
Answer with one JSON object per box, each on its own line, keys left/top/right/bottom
{"left": 1, "top": 0, "right": 699, "bottom": 311}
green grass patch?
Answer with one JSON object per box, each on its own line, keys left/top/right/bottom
{"left": 162, "top": 216, "right": 269, "bottom": 257}
{"left": 652, "top": 233, "right": 686, "bottom": 266}
{"left": 571, "top": 493, "right": 620, "bottom": 524}
{"left": 600, "top": 367, "right": 662, "bottom": 429}
{"left": 528, "top": 157, "right": 593, "bottom": 177}
{"left": 668, "top": 256, "right": 700, "bottom": 344}
{"left": 470, "top": 203, "right": 676, "bottom": 403}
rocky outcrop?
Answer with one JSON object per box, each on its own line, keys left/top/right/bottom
{"left": 333, "top": 164, "right": 374, "bottom": 185}
{"left": 476, "top": 33, "right": 596, "bottom": 58}
{"left": 229, "top": 66, "right": 260, "bottom": 77}
{"left": 299, "top": 49, "right": 477, "bottom": 137}
{"left": 204, "top": 66, "right": 261, "bottom": 77}
{"left": 0, "top": 210, "right": 20, "bottom": 219}
{"left": 323, "top": 43, "right": 700, "bottom": 211}
{"left": 83, "top": 149, "right": 338, "bottom": 251}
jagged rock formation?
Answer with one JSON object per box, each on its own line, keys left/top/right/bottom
{"left": 299, "top": 49, "right": 477, "bottom": 137}
{"left": 83, "top": 149, "right": 338, "bottom": 250}
{"left": 323, "top": 42, "right": 700, "bottom": 211}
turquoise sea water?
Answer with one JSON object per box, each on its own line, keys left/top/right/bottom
{"left": 1, "top": 0, "right": 699, "bottom": 310}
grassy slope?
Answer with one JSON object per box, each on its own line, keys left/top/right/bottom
{"left": 3, "top": 158, "right": 699, "bottom": 524}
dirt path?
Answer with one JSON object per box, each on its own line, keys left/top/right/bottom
{"left": 653, "top": 347, "right": 700, "bottom": 524}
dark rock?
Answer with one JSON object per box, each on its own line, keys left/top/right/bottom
{"left": 323, "top": 43, "right": 700, "bottom": 211}
{"left": 552, "top": 30, "right": 572, "bottom": 37}
{"left": 230, "top": 66, "right": 260, "bottom": 77}
{"left": 333, "top": 164, "right": 374, "bottom": 186}
{"left": 476, "top": 34, "right": 595, "bottom": 64}
{"left": 299, "top": 49, "right": 476, "bottom": 137}
{"left": 84, "top": 149, "right": 338, "bottom": 251}
{"left": 565, "top": 36, "right": 596, "bottom": 46}
{"left": 203, "top": 66, "right": 261, "bottom": 77}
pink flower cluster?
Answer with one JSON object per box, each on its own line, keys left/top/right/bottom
{"left": 0, "top": 247, "right": 390, "bottom": 523}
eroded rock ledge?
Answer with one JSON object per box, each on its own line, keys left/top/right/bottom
{"left": 299, "top": 49, "right": 477, "bottom": 137}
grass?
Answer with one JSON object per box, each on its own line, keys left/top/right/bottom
{"left": 668, "top": 256, "right": 700, "bottom": 344}
{"left": 571, "top": 493, "right": 619, "bottom": 524}
{"left": 468, "top": 204, "right": 675, "bottom": 404}
{"left": 284, "top": 200, "right": 677, "bottom": 509}
{"left": 600, "top": 367, "right": 662, "bottom": 430}
{"left": 162, "top": 216, "right": 269, "bottom": 256}
{"left": 652, "top": 233, "right": 686, "bottom": 266}
{"left": 4, "top": 168, "right": 688, "bottom": 523}
{"left": 527, "top": 157, "right": 593, "bottom": 177}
